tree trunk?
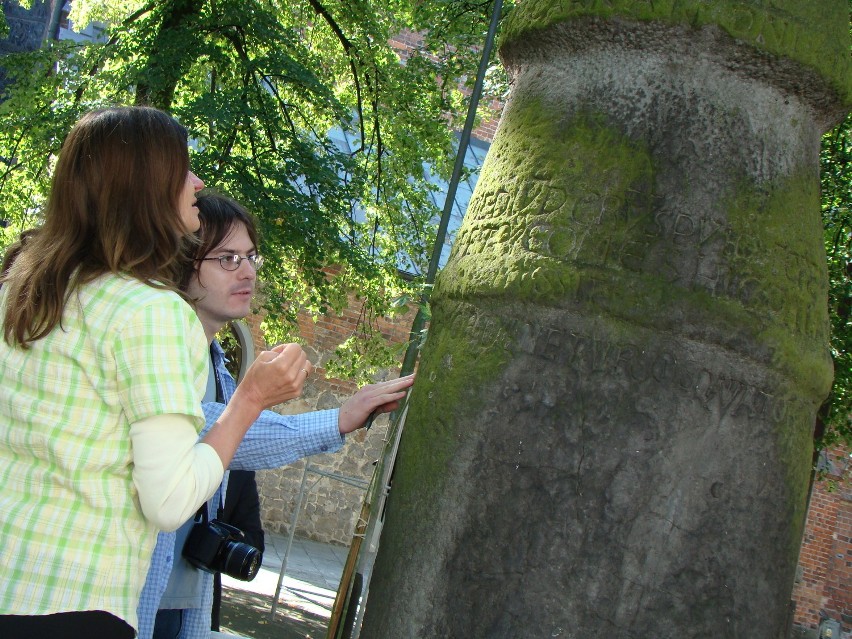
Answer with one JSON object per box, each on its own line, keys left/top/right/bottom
{"left": 135, "top": 0, "right": 204, "bottom": 109}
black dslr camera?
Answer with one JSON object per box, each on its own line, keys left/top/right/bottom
{"left": 183, "top": 518, "right": 262, "bottom": 582}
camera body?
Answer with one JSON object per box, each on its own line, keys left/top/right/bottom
{"left": 183, "top": 519, "right": 262, "bottom": 582}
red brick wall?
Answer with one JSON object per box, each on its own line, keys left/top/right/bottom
{"left": 389, "top": 28, "right": 422, "bottom": 59}
{"left": 792, "top": 448, "right": 852, "bottom": 633}
{"left": 472, "top": 101, "right": 501, "bottom": 142}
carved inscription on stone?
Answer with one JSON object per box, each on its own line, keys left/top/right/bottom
{"left": 448, "top": 117, "right": 827, "bottom": 341}
{"left": 509, "top": 318, "right": 796, "bottom": 425}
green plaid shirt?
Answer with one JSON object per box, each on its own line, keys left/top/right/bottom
{"left": 0, "top": 274, "right": 208, "bottom": 630}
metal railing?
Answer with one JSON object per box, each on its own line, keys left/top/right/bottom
{"left": 269, "top": 463, "right": 369, "bottom": 619}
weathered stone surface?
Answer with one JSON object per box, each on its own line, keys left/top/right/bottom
{"left": 361, "top": 3, "right": 849, "bottom": 638}
{"left": 1, "top": 0, "right": 53, "bottom": 54}
{"left": 0, "top": 1, "right": 56, "bottom": 95}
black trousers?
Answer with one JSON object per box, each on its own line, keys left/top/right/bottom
{"left": 0, "top": 610, "right": 134, "bottom": 638}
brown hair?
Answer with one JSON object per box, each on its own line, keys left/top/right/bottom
{"left": 179, "top": 190, "right": 259, "bottom": 291}
{"left": 2, "top": 106, "right": 193, "bottom": 347}
{"left": 0, "top": 228, "right": 39, "bottom": 278}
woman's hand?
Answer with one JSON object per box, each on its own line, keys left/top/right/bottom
{"left": 337, "top": 374, "right": 416, "bottom": 434}
{"left": 203, "top": 343, "right": 312, "bottom": 468}
{"left": 237, "top": 343, "right": 312, "bottom": 413}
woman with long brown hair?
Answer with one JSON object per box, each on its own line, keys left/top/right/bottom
{"left": 0, "top": 107, "right": 311, "bottom": 638}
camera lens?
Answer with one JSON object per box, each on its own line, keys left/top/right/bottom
{"left": 221, "top": 541, "right": 262, "bottom": 581}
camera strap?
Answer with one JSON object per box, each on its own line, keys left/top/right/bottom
{"left": 191, "top": 490, "right": 224, "bottom": 524}
{"left": 192, "top": 344, "right": 228, "bottom": 525}
{"left": 211, "top": 344, "right": 227, "bottom": 519}
{"left": 211, "top": 342, "right": 225, "bottom": 404}
{"left": 193, "top": 501, "right": 209, "bottom": 525}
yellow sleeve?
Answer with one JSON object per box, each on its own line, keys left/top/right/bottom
{"left": 130, "top": 413, "right": 224, "bottom": 531}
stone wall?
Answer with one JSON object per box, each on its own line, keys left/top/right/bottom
{"left": 244, "top": 297, "right": 416, "bottom": 546}
{"left": 0, "top": 0, "right": 56, "bottom": 53}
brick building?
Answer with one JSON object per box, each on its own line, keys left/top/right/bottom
{"left": 791, "top": 449, "right": 852, "bottom": 636}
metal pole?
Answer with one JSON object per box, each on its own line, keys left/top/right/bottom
{"left": 400, "top": 0, "right": 505, "bottom": 375}
{"left": 327, "top": 7, "right": 506, "bottom": 637}
{"left": 269, "top": 462, "right": 311, "bottom": 618}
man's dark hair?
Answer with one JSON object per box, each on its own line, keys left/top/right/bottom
{"left": 181, "top": 190, "right": 260, "bottom": 290}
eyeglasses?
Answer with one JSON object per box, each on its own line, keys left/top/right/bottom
{"left": 197, "top": 253, "right": 264, "bottom": 272}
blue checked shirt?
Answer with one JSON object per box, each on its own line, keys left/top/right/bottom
{"left": 136, "top": 340, "right": 344, "bottom": 639}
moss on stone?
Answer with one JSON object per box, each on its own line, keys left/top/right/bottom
{"left": 390, "top": 300, "right": 511, "bottom": 506}
{"left": 773, "top": 397, "right": 818, "bottom": 561}
{"left": 720, "top": 171, "right": 833, "bottom": 401}
{"left": 438, "top": 92, "right": 832, "bottom": 404}
{"left": 436, "top": 95, "right": 656, "bottom": 305}
{"left": 500, "top": 0, "right": 852, "bottom": 105}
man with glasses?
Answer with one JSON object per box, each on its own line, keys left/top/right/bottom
{"left": 136, "top": 191, "right": 415, "bottom": 639}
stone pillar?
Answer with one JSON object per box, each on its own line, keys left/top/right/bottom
{"left": 0, "top": 0, "right": 60, "bottom": 95}
{"left": 360, "top": 2, "right": 851, "bottom": 639}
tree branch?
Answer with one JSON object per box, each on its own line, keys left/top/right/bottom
{"left": 306, "top": 0, "right": 366, "bottom": 150}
